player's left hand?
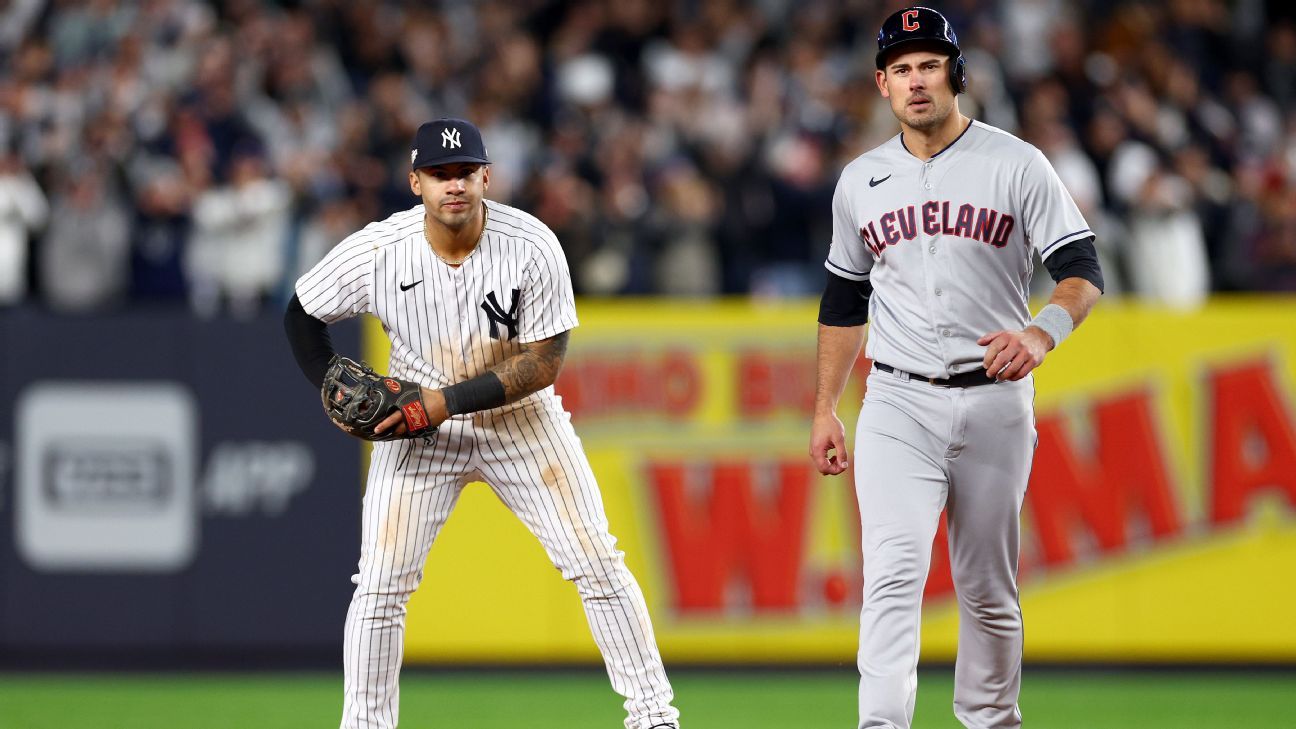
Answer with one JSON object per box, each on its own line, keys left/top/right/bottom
{"left": 322, "top": 355, "right": 438, "bottom": 441}
{"left": 978, "top": 327, "right": 1053, "bottom": 381}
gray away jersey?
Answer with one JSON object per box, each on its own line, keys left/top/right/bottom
{"left": 826, "top": 120, "right": 1092, "bottom": 379}
{"left": 295, "top": 199, "right": 578, "bottom": 411}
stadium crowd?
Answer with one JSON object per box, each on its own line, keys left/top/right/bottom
{"left": 0, "top": 0, "right": 1293, "bottom": 315}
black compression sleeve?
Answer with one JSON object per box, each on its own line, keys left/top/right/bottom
{"left": 818, "top": 271, "right": 873, "bottom": 326}
{"left": 1044, "top": 237, "right": 1105, "bottom": 293}
{"left": 441, "top": 372, "right": 507, "bottom": 416}
{"left": 284, "top": 294, "right": 335, "bottom": 390}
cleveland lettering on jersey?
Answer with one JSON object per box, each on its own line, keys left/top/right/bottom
{"left": 860, "top": 201, "right": 1015, "bottom": 256}
{"left": 815, "top": 11, "right": 1102, "bottom": 729}
{"left": 826, "top": 121, "right": 1091, "bottom": 377}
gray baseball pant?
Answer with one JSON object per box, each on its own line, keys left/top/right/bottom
{"left": 854, "top": 366, "right": 1035, "bottom": 729}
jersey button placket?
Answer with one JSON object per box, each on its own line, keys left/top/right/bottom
{"left": 450, "top": 264, "right": 471, "bottom": 376}
{"left": 922, "top": 162, "right": 935, "bottom": 255}
{"left": 923, "top": 162, "right": 937, "bottom": 255}
{"left": 923, "top": 159, "right": 954, "bottom": 365}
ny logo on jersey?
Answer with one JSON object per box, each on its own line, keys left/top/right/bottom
{"left": 442, "top": 128, "right": 461, "bottom": 149}
{"left": 481, "top": 289, "right": 520, "bottom": 340}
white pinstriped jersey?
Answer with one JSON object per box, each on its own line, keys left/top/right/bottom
{"left": 295, "top": 199, "right": 578, "bottom": 411}
{"left": 299, "top": 197, "right": 679, "bottom": 729}
{"left": 826, "top": 120, "right": 1092, "bottom": 379}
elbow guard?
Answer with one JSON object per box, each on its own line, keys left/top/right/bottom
{"left": 818, "top": 272, "right": 873, "bottom": 326}
{"left": 1044, "top": 238, "right": 1104, "bottom": 293}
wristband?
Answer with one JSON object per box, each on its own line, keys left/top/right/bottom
{"left": 1029, "top": 303, "right": 1074, "bottom": 348}
{"left": 441, "top": 372, "right": 507, "bottom": 416}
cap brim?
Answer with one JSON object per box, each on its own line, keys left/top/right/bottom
{"left": 876, "top": 38, "right": 960, "bottom": 69}
{"left": 412, "top": 155, "right": 491, "bottom": 169}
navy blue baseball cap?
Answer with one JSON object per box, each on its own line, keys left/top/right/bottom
{"left": 876, "top": 6, "right": 961, "bottom": 70}
{"left": 875, "top": 6, "right": 967, "bottom": 93}
{"left": 411, "top": 118, "right": 490, "bottom": 170}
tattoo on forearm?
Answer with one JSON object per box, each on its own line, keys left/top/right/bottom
{"left": 492, "top": 331, "right": 570, "bottom": 402}
{"left": 546, "top": 329, "right": 570, "bottom": 364}
{"left": 507, "top": 357, "right": 541, "bottom": 395}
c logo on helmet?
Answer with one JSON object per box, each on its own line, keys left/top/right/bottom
{"left": 901, "top": 9, "right": 920, "bottom": 31}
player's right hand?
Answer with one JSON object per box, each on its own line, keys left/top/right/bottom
{"left": 372, "top": 408, "right": 408, "bottom": 437}
{"left": 978, "top": 328, "right": 1050, "bottom": 381}
{"left": 372, "top": 386, "right": 449, "bottom": 437}
{"left": 810, "top": 411, "right": 850, "bottom": 476}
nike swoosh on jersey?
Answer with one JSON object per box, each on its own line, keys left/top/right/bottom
{"left": 399, "top": 280, "right": 423, "bottom": 291}
{"left": 869, "top": 174, "right": 891, "bottom": 187}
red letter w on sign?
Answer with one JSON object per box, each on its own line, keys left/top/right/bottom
{"left": 902, "top": 10, "right": 920, "bottom": 31}
{"left": 648, "top": 460, "right": 811, "bottom": 612}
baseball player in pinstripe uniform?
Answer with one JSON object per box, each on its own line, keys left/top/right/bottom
{"left": 810, "top": 8, "right": 1103, "bottom": 729}
{"left": 285, "top": 118, "right": 679, "bottom": 729}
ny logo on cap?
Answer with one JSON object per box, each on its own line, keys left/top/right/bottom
{"left": 442, "top": 128, "right": 461, "bottom": 149}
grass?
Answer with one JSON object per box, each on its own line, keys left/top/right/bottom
{"left": 0, "top": 668, "right": 1292, "bottom": 728}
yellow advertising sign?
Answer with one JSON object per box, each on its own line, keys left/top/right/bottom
{"left": 365, "top": 298, "right": 1296, "bottom": 663}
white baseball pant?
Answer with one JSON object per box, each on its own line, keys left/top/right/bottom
{"left": 340, "top": 400, "right": 678, "bottom": 729}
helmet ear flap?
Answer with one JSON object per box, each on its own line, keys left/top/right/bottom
{"left": 950, "top": 54, "right": 967, "bottom": 94}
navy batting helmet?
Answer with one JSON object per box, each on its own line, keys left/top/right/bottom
{"left": 876, "top": 6, "right": 967, "bottom": 94}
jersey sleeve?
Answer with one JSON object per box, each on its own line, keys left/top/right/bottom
{"left": 517, "top": 231, "right": 579, "bottom": 343}
{"left": 824, "top": 175, "right": 874, "bottom": 282}
{"left": 1020, "top": 148, "right": 1093, "bottom": 261}
{"left": 293, "top": 225, "right": 376, "bottom": 323}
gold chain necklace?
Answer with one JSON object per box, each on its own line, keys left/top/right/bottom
{"left": 425, "top": 205, "right": 487, "bottom": 266}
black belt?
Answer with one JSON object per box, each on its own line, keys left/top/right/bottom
{"left": 873, "top": 362, "right": 997, "bottom": 388}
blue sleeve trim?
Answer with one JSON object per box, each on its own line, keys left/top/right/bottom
{"left": 1040, "top": 228, "right": 1092, "bottom": 258}
{"left": 825, "top": 258, "right": 870, "bottom": 280}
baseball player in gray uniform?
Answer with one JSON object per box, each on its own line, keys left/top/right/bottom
{"left": 285, "top": 118, "right": 679, "bottom": 729}
{"left": 809, "top": 8, "right": 1104, "bottom": 729}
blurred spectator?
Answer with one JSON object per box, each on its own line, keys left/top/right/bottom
{"left": 289, "top": 196, "right": 362, "bottom": 286}
{"left": 0, "top": 0, "right": 1292, "bottom": 312}
{"left": 0, "top": 0, "right": 43, "bottom": 56}
{"left": 129, "top": 155, "right": 192, "bottom": 303}
{"left": 1266, "top": 22, "right": 1296, "bottom": 111}
{"left": 1106, "top": 134, "right": 1211, "bottom": 307}
{"left": 186, "top": 145, "right": 290, "bottom": 318}
{"left": 750, "top": 132, "right": 833, "bottom": 298}
{"left": 1001, "top": 0, "right": 1068, "bottom": 85}
{"left": 39, "top": 162, "right": 131, "bottom": 312}
{"left": 646, "top": 160, "right": 722, "bottom": 295}
{"left": 1124, "top": 165, "right": 1212, "bottom": 309}
{"left": 0, "top": 150, "right": 47, "bottom": 305}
